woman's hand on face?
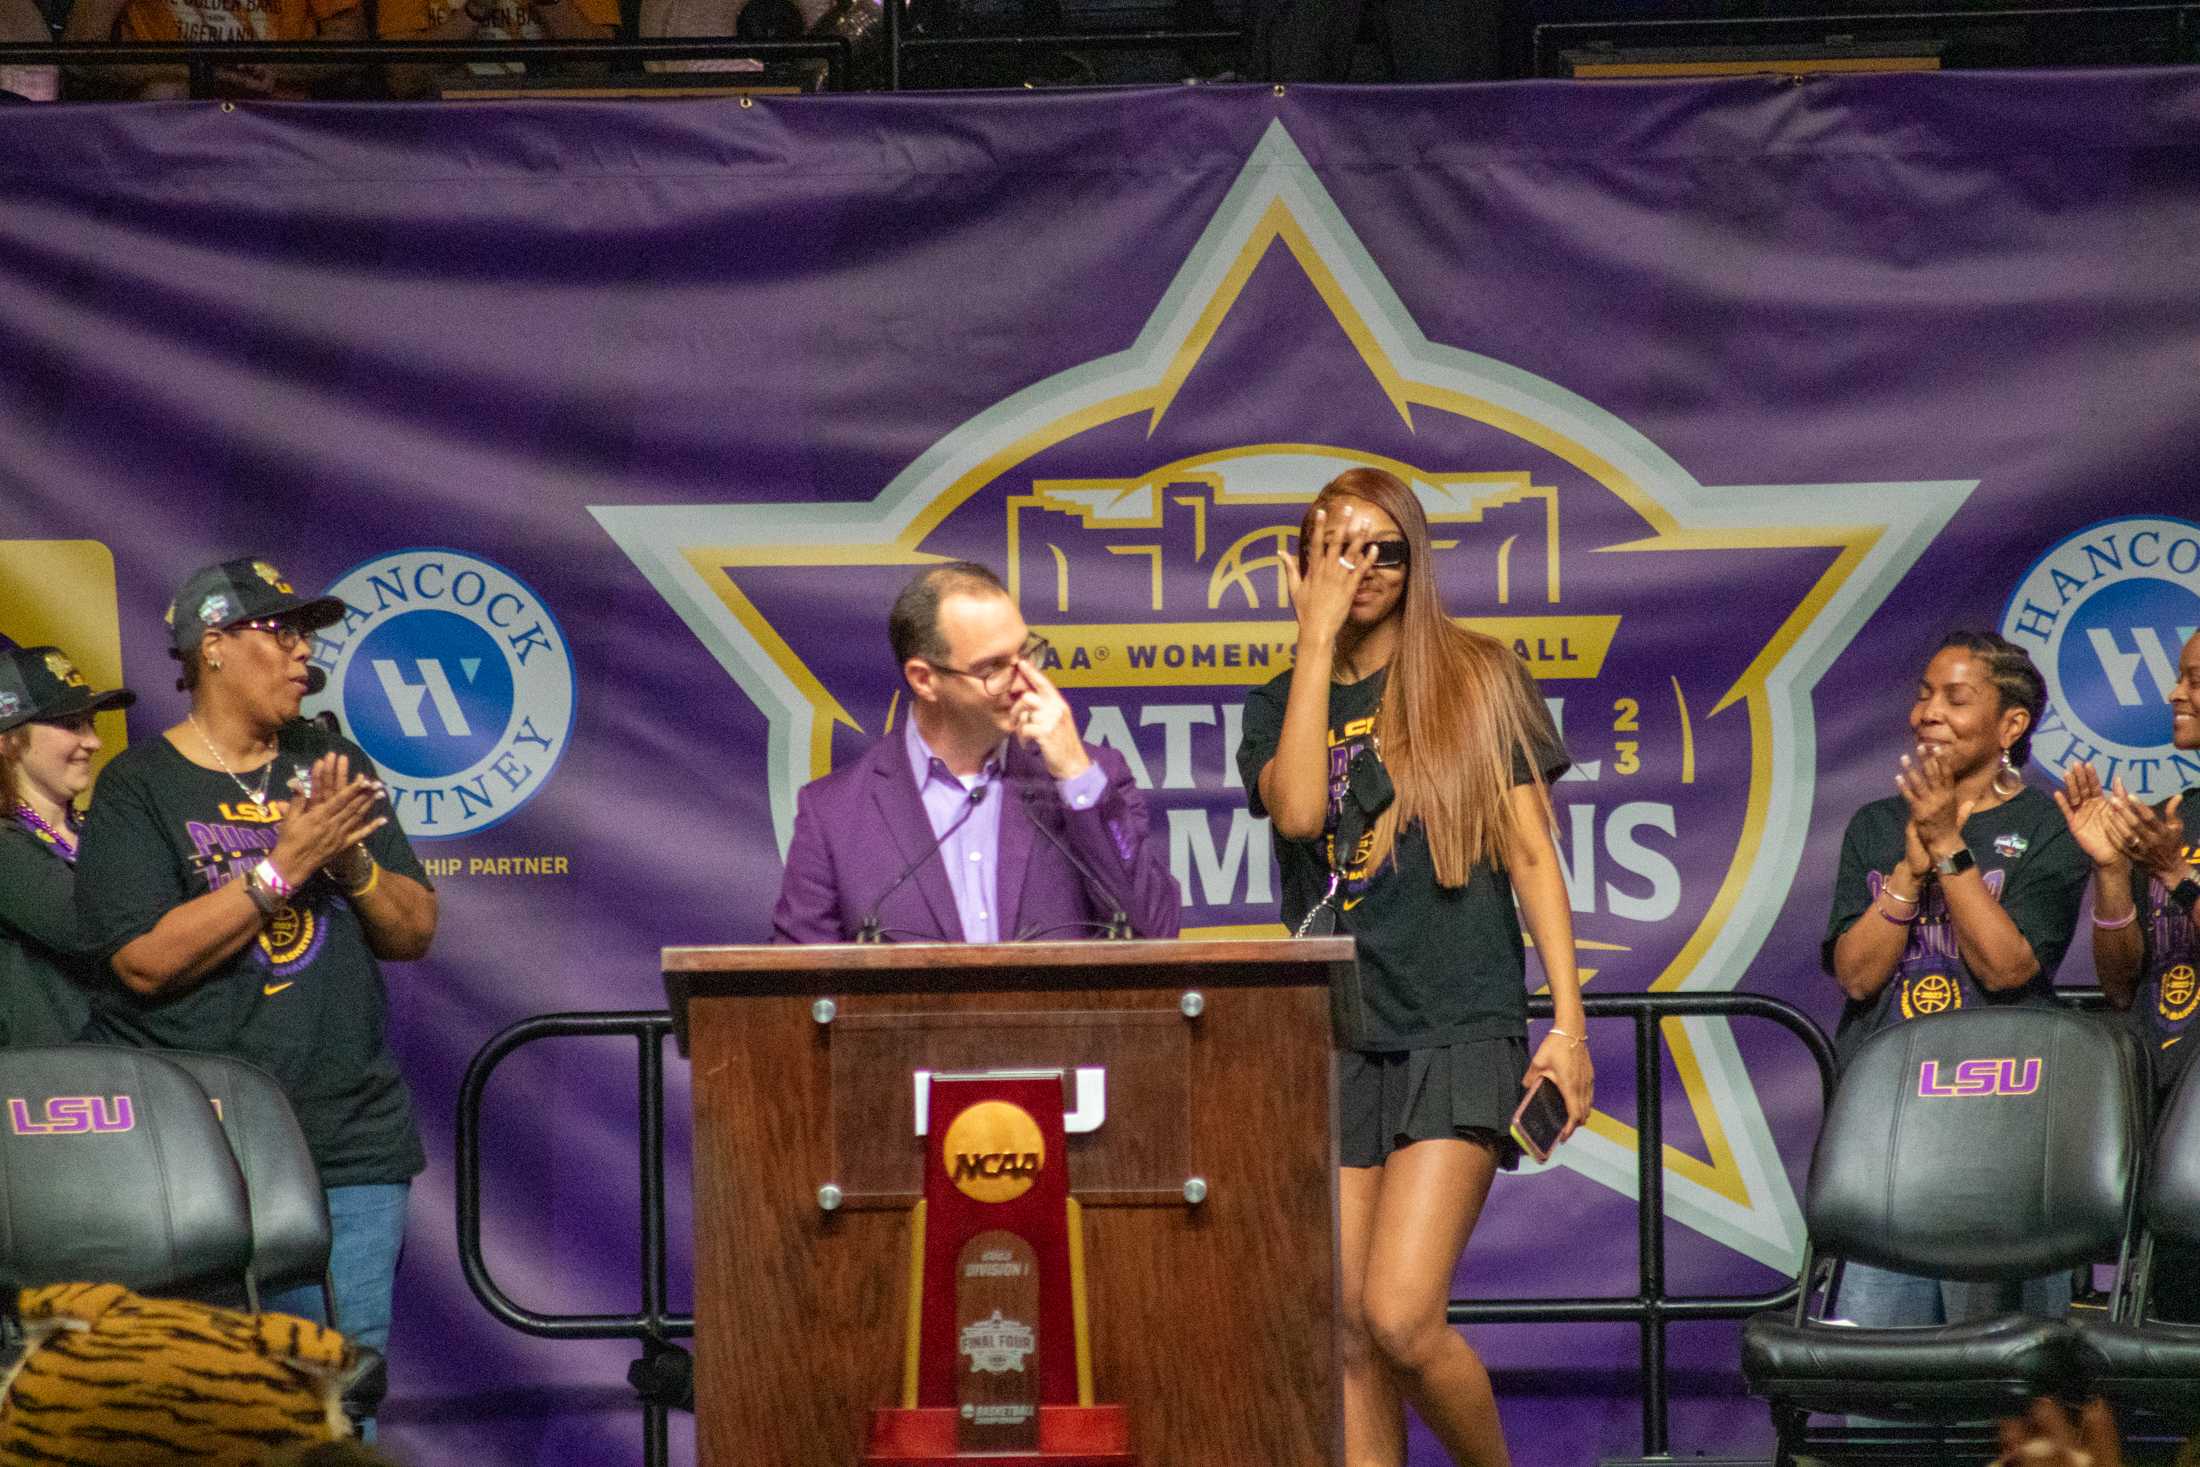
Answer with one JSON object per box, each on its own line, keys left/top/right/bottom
{"left": 1283, "top": 506, "right": 1379, "bottom": 645}
{"left": 2053, "top": 760, "right": 2129, "bottom": 872}
{"left": 1527, "top": 1033, "right": 1595, "bottom": 1145}
{"left": 1897, "top": 743, "right": 1971, "bottom": 855}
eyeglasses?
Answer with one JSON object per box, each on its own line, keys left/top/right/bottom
{"left": 232, "top": 619, "right": 307, "bottom": 651}
{"left": 927, "top": 635, "right": 1052, "bottom": 696}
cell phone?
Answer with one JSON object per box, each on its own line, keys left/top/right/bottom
{"left": 1509, "top": 1077, "right": 1569, "bottom": 1165}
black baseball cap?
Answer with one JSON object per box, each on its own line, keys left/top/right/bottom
{"left": 0, "top": 645, "right": 136, "bottom": 734}
{"left": 165, "top": 558, "right": 349, "bottom": 657}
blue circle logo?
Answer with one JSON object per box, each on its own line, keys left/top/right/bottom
{"left": 2002, "top": 517, "right": 2200, "bottom": 791}
{"left": 341, "top": 610, "right": 518, "bottom": 779}
{"left": 305, "top": 550, "right": 576, "bottom": 839}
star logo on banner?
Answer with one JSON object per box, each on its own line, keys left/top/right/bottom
{"left": 595, "top": 120, "right": 1971, "bottom": 1271}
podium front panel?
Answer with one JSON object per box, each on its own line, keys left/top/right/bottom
{"left": 830, "top": 1008, "right": 1190, "bottom": 1206}
{"left": 673, "top": 939, "right": 1347, "bottom": 1467}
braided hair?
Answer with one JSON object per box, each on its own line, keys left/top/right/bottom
{"left": 1934, "top": 630, "right": 2046, "bottom": 767}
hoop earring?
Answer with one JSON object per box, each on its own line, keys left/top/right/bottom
{"left": 1993, "top": 749, "right": 2024, "bottom": 797}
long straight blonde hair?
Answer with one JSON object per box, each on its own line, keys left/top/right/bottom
{"left": 1301, "top": 467, "right": 1550, "bottom": 887}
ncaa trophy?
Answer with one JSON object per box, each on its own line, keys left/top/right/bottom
{"left": 862, "top": 1070, "right": 1136, "bottom": 1466}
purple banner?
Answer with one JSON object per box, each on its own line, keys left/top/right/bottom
{"left": 4, "top": 73, "right": 2199, "bottom": 1465}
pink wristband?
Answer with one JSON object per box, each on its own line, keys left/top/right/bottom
{"left": 253, "top": 858, "right": 295, "bottom": 900}
{"left": 2091, "top": 907, "right": 2137, "bottom": 931}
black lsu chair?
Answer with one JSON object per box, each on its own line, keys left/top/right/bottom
{"left": 2076, "top": 1054, "right": 2200, "bottom": 1429}
{"left": 159, "top": 1050, "right": 388, "bottom": 1426}
{"left": 1742, "top": 1008, "right": 2143, "bottom": 1466}
{"left": 0, "top": 1044, "right": 255, "bottom": 1307}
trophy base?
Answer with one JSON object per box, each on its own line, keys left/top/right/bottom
{"left": 861, "top": 1404, "right": 1137, "bottom": 1464}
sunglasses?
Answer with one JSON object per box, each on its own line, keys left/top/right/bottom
{"left": 1298, "top": 538, "right": 1410, "bottom": 572}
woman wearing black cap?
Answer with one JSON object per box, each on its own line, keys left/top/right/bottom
{"left": 75, "top": 557, "right": 438, "bottom": 1411}
{"left": 0, "top": 644, "right": 135, "bottom": 1047}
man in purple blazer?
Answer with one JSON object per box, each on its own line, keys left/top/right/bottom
{"left": 771, "top": 562, "right": 1181, "bottom": 944}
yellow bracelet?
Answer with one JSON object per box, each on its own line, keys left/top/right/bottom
{"left": 343, "top": 860, "right": 380, "bottom": 899}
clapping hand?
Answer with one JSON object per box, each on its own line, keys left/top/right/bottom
{"left": 1897, "top": 743, "right": 1973, "bottom": 859}
{"left": 272, "top": 752, "right": 385, "bottom": 887}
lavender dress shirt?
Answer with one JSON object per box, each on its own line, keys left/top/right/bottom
{"left": 904, "top": 717, "right": 1108, "bottom": 943}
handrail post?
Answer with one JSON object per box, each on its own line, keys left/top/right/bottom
{"left": 1636, "top": 1008, "right": 1668, "bottom": 1459}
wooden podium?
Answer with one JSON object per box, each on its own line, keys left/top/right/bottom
{"left": 663, "top": 937, "right": 1354, "bottom": 1467}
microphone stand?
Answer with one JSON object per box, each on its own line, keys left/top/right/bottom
{"left": 856, "top": 780, "right": 990, "bottom": 943}
{"left": 1013, "top": 781, "right": 1132, "bottom": 940}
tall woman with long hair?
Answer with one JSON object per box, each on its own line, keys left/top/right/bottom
{"left": 1237, "top": 467, "right": 1592, "bottom": 1467}
{"left": 0, "top": 644, "right": 134, "bottom": 1047}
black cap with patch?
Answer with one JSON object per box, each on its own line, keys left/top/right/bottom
{"left": 165, "top": 558, "right": 348, "bottom": 657}
{"left": 0, "top": 645, "right": 136, "bottom": 735}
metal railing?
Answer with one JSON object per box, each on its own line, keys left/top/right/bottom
{"left": 0, "top": 35, "right": 851, "bottom": 96}
{"left": 1457, "top": 992, "right": 1839, "bottom": 1461}
{"left": 454, "top": 990, "right": 1867, "bottom": 1466}
{"left": 0, "top": 3, "right": 1242, "bottom": 96}
{"left": 457, "top": 1010, "right": 688, "bottom": 1467}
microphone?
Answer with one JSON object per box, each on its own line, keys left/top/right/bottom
{"left": 304, "top": 666, "right": 328, "bottom": 696}
{"left": 856, "top": 781, "right": 989, "bottom": 944}
{"left": 1013, "top": 782, "right": 1132, "bottom": 941}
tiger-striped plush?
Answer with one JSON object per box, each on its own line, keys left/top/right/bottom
{"left": 0, "top": 1282, "right": 354, "bottom": 1465}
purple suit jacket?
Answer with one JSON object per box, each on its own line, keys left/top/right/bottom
{"left": 770, "top": 733, "right": 1181, "bottom": 944}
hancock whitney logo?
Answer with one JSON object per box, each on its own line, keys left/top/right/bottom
{"left": 593, "top": 121, "right": 1971, "bottom": 1271}
{"left": 2002, "top": 517, "right": 2200, "bottom": 797}
{"left": 303, "top": 550, "right": 576, "bottom": 840}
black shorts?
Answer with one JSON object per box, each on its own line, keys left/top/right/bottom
{"left": 1338, "top": 1036, "right": 1529, "bottom": 1170}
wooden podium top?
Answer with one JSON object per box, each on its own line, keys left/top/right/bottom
{"left": 662, "top": 936, "right": 1356, "bottom": 1049}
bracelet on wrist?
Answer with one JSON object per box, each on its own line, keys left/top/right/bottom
{"left": 342, "top": 859, "right": 380, "bottom": 899}
{"left": 1878, "top": 899, "right": 1919, "bottom": 926}
{"left": 1881, "top": 884, "right": 1920, "bottom": 908}
{"left": 2091, "top": 906, "right": 2138, "bottom": 931}
{"left": 241, "top": 866, "right": 280, "bottom": 922}
{"left": 254, "top": 858, "right": 295, "bottom": 900}
{"left": 1546, "top": 1025, "right": 1586, "bottom": 1048}
{"left": 327, "top": 843, "right": 374, "bottom": 887}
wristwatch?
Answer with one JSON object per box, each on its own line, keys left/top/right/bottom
{"left": 1933, "top": 846, "right": 1977, "bottom": 878}
{"left": 2172, "top": 875, "right": 2200, "bottom": 915}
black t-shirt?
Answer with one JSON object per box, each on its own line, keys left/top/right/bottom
{"left": 1237, "top": 660, "right": 1571, "bottom": 1052}
{"left": 75, "top": 723, "right": 430, "bottom": 1187}
{"left": 2126, "top": 788, "right": 2200, "bottom": 1098}
{"left": 1821, "top": 787, "right": 2087, "bottom": 1067}
{"left": 0, "top": 821, "right": 98, "bottom": 1047}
